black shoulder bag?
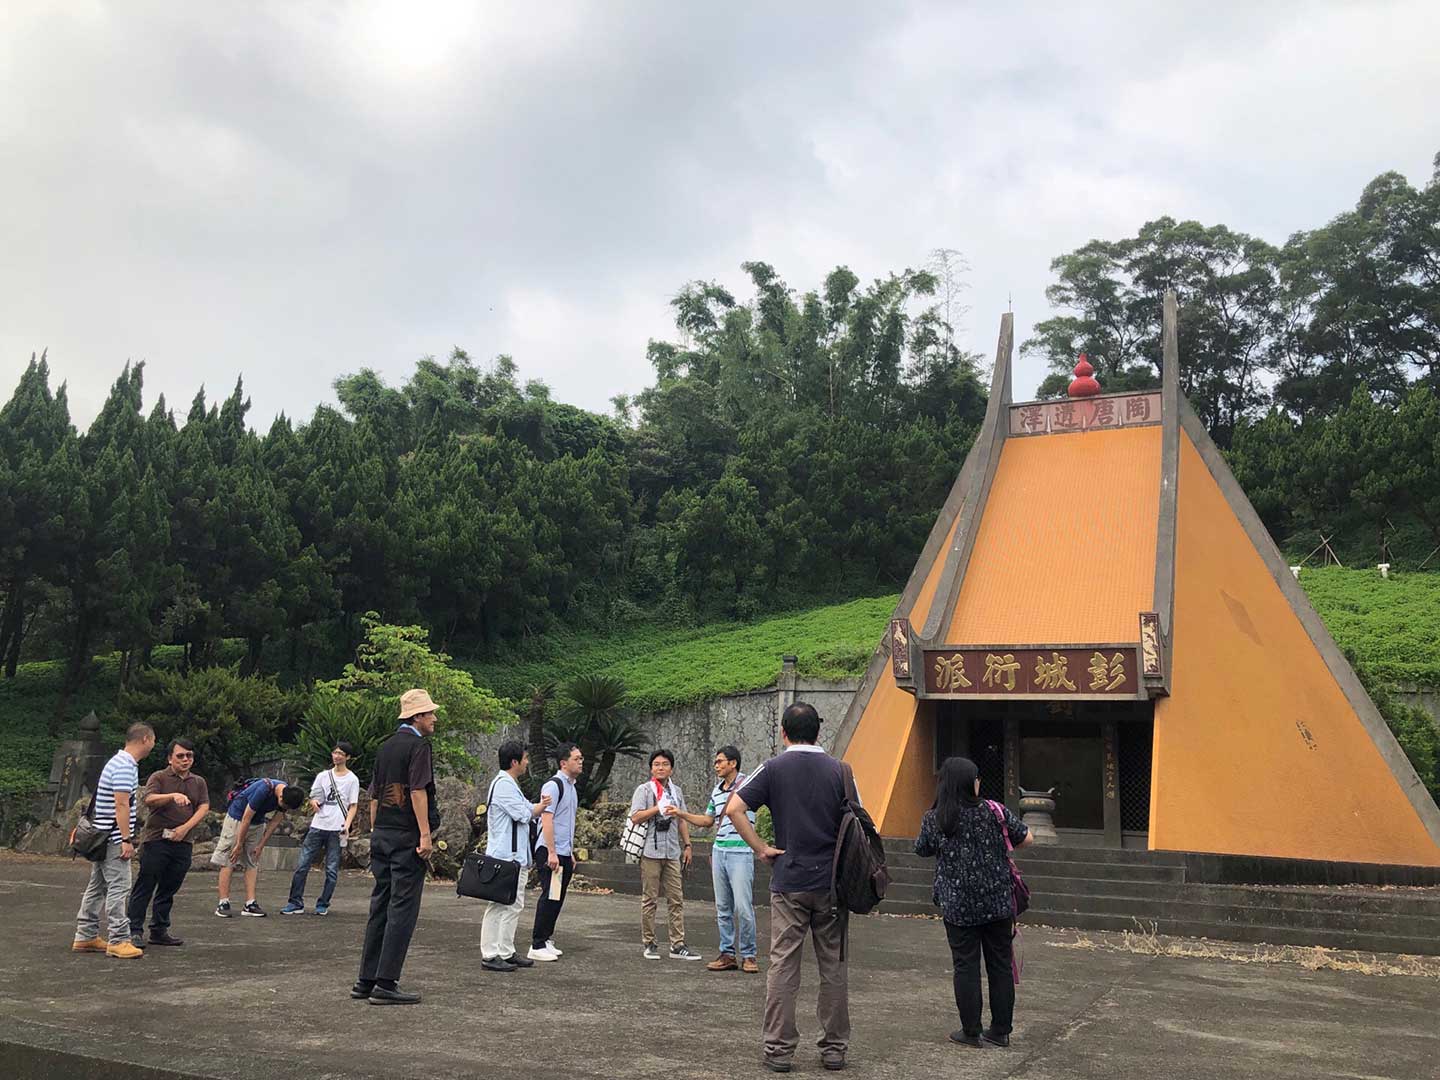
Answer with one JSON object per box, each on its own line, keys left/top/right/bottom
{"left": 69, "top": 785, "right": 112, "bottom": 862}
{"left": 457, "top": 776, "right": 522, "bottom": 905}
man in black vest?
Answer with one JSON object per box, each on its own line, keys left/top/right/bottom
{"left": 352, "top": 688, "right": 440, "bottom": 1005}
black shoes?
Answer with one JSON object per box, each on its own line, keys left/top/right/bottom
{"left": 506, "top": 955, "right": 535, "bottom": 968}
{"left": 981, "top": 1029, "right": 1010, "bottom": 1048}
{"left": 822, "top": 1057, "right": 846, "bottom": 1071}
{"left": 481, "top": 957, "right": 518, "bottom": 972}
{"left": 949, "top": 1031, "right": 983, "bottom": 1047}
{"left": 368, "top": 985, "right": 421, "bottom": 1005}
{"left": 350, "top": 981, "right": 374, "bottom": 1000}
{"left": 148, "top": 931, "right": 184, "bottom": 947}
{"left": 762, "top": 1060, "right": 792, "bottom": 1074}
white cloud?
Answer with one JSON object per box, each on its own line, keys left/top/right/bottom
{"left": 2, "top": 0, "right": 1438, "bottom": 427}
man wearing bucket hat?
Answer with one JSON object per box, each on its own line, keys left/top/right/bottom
{"left": 353, "top": 689, "right": 440, "bottom": 1005}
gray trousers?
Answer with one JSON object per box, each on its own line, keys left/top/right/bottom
{"left": 75, "top": 842, "right": 133, "bottom": 944}
{"left": 764, "top": 890, "right": 851, "bottom": 1063}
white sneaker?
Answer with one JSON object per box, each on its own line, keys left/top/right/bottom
{"left": 527, "top": 945, "right": 559, "bottom": 962}
{"left": 546, "top": 939, "right": 563, "bottom": 956}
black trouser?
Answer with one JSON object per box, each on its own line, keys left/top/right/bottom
{"left": 945, "top": 917, "right": 1015, "bottom": 1036}
{"left": 126, "top": 839, "right": 192, "bottom": 935}
{"left": 358, "top": 829, "right": 427, "bottom": 985}
{"left": 530, "top": 847, "right": 574, "bottom": 949}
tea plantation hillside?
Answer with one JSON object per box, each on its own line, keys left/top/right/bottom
{"left": 2, "top": 570, "right": 1436, "bottom": 805}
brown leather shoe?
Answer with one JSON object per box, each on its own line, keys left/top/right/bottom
{"left": 706, "top": 953, "right": 738, "bottom": 971}
{"left": 71, "top": 936, "right": 107, "bottom": 954}
{"left": 106, "top": 941, "right": 144, "bottom": 959}
{"left": 741, "top": 957, "right": 760, "bottom": 974}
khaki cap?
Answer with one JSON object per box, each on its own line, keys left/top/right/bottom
{"left": 398, "top": 688, "right": 439, "bottom": 720}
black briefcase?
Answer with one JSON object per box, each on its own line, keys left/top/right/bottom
{"left": 457, "top": 851, "right": 520, "bottom": 905}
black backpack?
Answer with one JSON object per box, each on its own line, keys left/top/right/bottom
{"left": 531, "top": 776, "right": 567, "bottom": 855}
{"left": 831, "top": 762, "right": 890, "bottom": 915}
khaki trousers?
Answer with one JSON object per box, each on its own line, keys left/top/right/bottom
{"left": 764, "top": 891, "right": 850, "bottom": 1063}
{"left": 640, "top": 856, "right": 685, "bottom": 947}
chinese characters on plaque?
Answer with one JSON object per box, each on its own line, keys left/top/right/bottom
{"left": 889, "top": 619, "right": 912, "bottom": 681}
{"left": 1139, "top": 611, "right": 1163, "bottom": 677}
{"left": 921, "top": 647, "right": 1139, "bottom": 696}
{"left": 1008, "top": 392, "right": 1161, "bottom": 437}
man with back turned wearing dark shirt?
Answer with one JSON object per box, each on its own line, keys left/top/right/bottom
{"left": 351, "top": 688, "right": 440, "bottom": 1006}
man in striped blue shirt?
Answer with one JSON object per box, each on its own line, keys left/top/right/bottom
{"left": 73, "top": 723, "right": 155, "bottom": 959}
{"left": 665, "top": 744, "right": 759, "bottom": 973}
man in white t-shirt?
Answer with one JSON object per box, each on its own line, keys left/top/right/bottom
{"left": 282, "top": 741, "right": 361, "bottom": 916}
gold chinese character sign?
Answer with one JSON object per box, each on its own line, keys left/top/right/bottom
{"left": 932, "top": 653, "right": 972, "bottom": 692}
{"left": 920, "top": 646, "right": 1141, "bottom": 697}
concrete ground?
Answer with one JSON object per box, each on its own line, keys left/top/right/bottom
{"left": 1, "top": 853, "right": 1436, "bottom": 1080}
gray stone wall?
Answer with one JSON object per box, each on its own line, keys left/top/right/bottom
{"left": 1394, "top": 684, "right": 1440, "bottom": 731}
{"left": 464, "top": 673, "right": 863, "bottom": 808}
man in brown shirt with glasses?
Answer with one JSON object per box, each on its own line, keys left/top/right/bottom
{"left": 128, "top": 737, "right": 210, "bottom": 948}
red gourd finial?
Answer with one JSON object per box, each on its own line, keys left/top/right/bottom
{"left": 1068, "top": 353, "right": 1101, "bottom": 398}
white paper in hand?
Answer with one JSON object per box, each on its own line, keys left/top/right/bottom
{"left": 548, "top": 865, "right": 564, "bottom": 901}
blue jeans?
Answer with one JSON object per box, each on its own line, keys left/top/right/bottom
{"left": 288, "top": 828, "right": 343, "bottom": 906}
{"left": 712, "top": 846, "right": 757, "bottom": 959}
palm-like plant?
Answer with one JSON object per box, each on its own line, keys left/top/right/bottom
{"left": 550, "top": 674, "right": 647, "bottom": 806}
{"left": 293, "top": 693, "right": 395, "bottom": 780}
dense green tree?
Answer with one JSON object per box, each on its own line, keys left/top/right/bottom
{"left": 0, "top": 355, "right": 80, "bottom": 677}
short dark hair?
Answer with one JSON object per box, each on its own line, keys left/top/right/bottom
{"left": 279, "top": 785, "right": 305, "bottom": 810}
{"left": 333, "top": 740, "right": 356, "bottom": 758}
{"left": 125, "top": 723, "right": 155, "bottom": 744}
{"left": 781, "top": 702, "right": 821, "bottom": 744}
{"left": 556, "top": 742, "right": 580, "bottom": 765}
{"left": 498, "top": 740, "right": 526, "bottom": 770}
{"left": 649, "top": 748, "right": 675, "bottom": 768}
{"left": 715, "top": 745, "right": 741, "bottom": 769}
{"left": 166, "top": 737, "right": 196, "bottom": 759}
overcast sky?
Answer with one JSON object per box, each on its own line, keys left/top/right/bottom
{"left": 4, "top": 1, "right": 1439, "bottom": 431}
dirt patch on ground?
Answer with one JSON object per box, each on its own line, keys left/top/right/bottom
{"left": 1045, "top": 922, "right": 1440, "bottom": 978}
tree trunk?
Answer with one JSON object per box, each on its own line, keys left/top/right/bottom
{"left": 0, "top": 579, "right": 23, "bottom": 677}
{"left": 525, "top": 686, "right": 552, "bottom": 788}
{"left": 242, "top": 635, "right": 264, "bottom": 677}
{"left": 56, "top": 609, "right": 94, "bottom": 732}
{"left": 0, "top": 580, "right": 26, "bottom": 678}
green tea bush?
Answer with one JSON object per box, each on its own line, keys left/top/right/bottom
{"left": 1301, "top": 569, "right": 1440, "bottom": 685}
{"left": 463, "top": 595, "right": 898, "bottom": 714}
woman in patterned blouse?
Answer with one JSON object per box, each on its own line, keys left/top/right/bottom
{"left": 914, "top": 756, "right": 1032, "bottom": 1048}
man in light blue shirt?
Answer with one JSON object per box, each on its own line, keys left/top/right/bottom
{"left": 528, "top": 742, "right": 583, "bottom": 962}
{"left": 480, "top": 741, "right": 551, "bottom": 971}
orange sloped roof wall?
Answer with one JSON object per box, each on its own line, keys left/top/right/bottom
{"left": 946, "top": 427, "right": 1160, "bottom": 644}
{"left": 841, "top": 512, "right": 958, "bottom": 834}
{"left": 1152, "top": 433, "right": 1440, "bottom": 865}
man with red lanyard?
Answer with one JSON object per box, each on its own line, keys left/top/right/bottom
{"left": 628, "top": 749, "right": 704, "bottom": 961}
{"left": 665, "top": 744, "right": 758, "bottom": 972}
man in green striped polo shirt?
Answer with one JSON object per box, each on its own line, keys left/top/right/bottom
{"left": 666, "top": 744, "right": 759, "bottom": 973}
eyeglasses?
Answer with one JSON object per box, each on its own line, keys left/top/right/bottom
{"left": 173, "top": 752, "right": 194, "bottom": 760}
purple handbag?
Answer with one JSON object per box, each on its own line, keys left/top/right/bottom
{"left": 985, "top": 799, "right": 1027, "bottom": 985}
{"left": 985, "top": 800, "right": 1031, "bottom": 917}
